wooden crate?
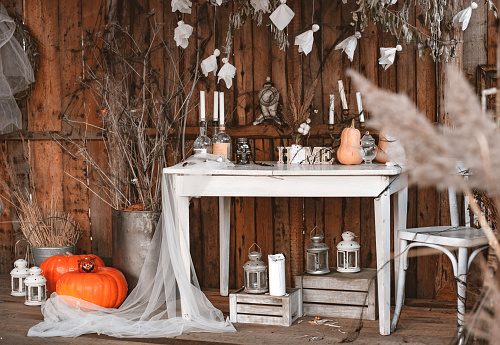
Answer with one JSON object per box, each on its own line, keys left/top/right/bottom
{"left": 229, "top": 288, "right": 302, "bottom": 326}
{"left": 295, "top": 268, "right": 377, "bottom": 320}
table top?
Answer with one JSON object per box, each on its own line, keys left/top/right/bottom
{"left": 164, "top": 162, "right": 403, "bottom": 176}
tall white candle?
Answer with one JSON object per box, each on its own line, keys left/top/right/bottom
{"left": 268, "top": 254, "right": 286, "bottom": 296}
{"left": 199, "top": 91, "right": 206, "bottom": 122}
{"left": 329, "top": 94, "right": 335, "bottom": 124}
{"left": 213, "top": 91, "right": 219, "bottom": 121}
{"left": 219, "top": 92, "right": 225, "bottom": 126}
{"left": 356, "top": 92, "right": 364, "bottom": 123}
{"left": 338, "top": 80, "right": 348, "bottom": 110}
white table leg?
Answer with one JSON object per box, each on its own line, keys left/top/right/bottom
{"left": 176, "top": 195, "right": 191, "bottom": 320}
{"left": 219, "top": 196, "right": 231, "bottom": 296}
{"left": 374, "top": 190, "right": 391, "bottom": 335}
{"left": 393, "top": 186, "right": 408, "bottom": 299}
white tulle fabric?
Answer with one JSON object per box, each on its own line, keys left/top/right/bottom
{"left": 28, "top": 154, "right": 236, "bottom": 338}
{"left": 0, "top": 3, "right": 34, "bottom": 134}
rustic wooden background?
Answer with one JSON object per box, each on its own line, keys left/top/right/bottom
{"left": 0, "top": 0, "right": 497, "bottom": 303}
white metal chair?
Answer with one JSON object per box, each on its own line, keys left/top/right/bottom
{"left": 391, "top": 188, "right": 490, "bottom": 336}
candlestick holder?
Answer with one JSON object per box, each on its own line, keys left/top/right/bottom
{"left": 328, "top": 124, "right": 335, "bottom": 141}
{"left": 341, "top": 109, "right": 349, "bottom": 121}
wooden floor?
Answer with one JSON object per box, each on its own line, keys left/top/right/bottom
{"left": 0, "top": 274, "right": 461, "bottom": 345}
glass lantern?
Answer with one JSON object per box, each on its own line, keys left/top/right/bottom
{"left": 337, "top": 231, "right": 360, "bottom": 273}
{"left": 24, "top": 266, "right": 47, "bottom": 306}
{"left": 243, "top": 243, "right": 268, "bottom": 294}
{"left": 359, "top": 131, "right": 377, "bottom": 164}
{"left": 306, "top": 226, "right": 330, "bottom": 275}
{"left": 10, "top": 259, "right": 29, "bottom": 296}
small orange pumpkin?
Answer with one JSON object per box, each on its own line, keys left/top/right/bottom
{"left": 40, "top": 253, "right": 106, "bottom": 294}
{"left": 337, "top": 119, "right": 363, "bottom": 165}
{"left": 56, "top": 257, "right": 127, "bottom": 308}
{"left": 376, "top": 130, "right": 391, "bottom": 163}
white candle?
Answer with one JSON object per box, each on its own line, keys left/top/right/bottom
{"left": 219, "top": 92, "right": 225, "bottom": 126}
{"left": 338, "top": 80, "right": 348, "bottom": 109}
{"left": 329, "top": 94, "right": 335, "bottom": 124}
{"left": 356, "top": 92, "right": 364, "bottom": 123}
{"left": 199, "top": 91, "right": 206, "bottom": 122}
{"left": 213, "top": 91, "right": 219, "bottom": 121}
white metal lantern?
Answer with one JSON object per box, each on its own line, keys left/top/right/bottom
{"left": 243, "top": 243, "right": 268, "bottom": 294}
{"left": 337, "top": 231, "right": 360, "bottom": 273}
{"left": 306, "top": 227, "right": 330, "bottom": 275}
{"left": 10, "top": 259, "right": 29, "bottom": 296}
{"left": 24, "top": 266, "right": 47, "bottom": 306}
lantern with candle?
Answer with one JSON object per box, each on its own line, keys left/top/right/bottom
{"left": 24, "top": 266, "right": 47, "bottom": 306}
{"left": 306, "top": 226, "right": 330, "bottom": 275}
{"left": 243, "top": 243, "right": 268, "bottom": 294}
{"left": 10, "top": 259, "right": 29, "bottom": 296}
{"left": 337, "top": 231, "right": 360, "bottom": 273}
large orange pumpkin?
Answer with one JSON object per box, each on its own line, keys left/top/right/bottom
{"left": 56, "top": 257, "right": 127, "bottom": 308}
{"left": 41, "top": 254, "right": 106, "bottom": 294}
{"left": 336, "top": 119, "right": 363, "bottom": 165}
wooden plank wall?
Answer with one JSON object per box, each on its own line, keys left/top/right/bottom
{"left": 0, "top": 0, "right": 497, "bottom": 303}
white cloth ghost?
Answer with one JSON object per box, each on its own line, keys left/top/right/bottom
{"left": 201, "top": 49, "right": 220, "bottom": 77}
{"left": 378, "top": 45, "right": 402, "bottom": 70}
{"left": 269, "top": 0, "right": 295, "bottom": 31}
{"left": 294, "top": 24, "right": 320, "bottom": 56}
{"left": 171, "top": 0, "right": 192, "bottom": 13}
{"left": 174, "top": 21, "right": 193, "bottom": 49}
{"left": 212, "top": 0, "right": 223, "bottom": 5}
{"left": 217, "top": 58, "right": 237, "bottom": 89}
{"left": 335, "top": 31, "right": 361, "bottom": 62}
{"left": 250, "top": 0, "right": 269, "bottom": 12}
{"left": 453, "top": 2, "right": 478, "bottom": 31}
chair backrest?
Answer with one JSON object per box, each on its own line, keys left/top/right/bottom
{"left": 448, "top": 187, "right": 471, "bottom": 228}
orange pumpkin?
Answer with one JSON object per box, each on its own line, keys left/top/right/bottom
{"left": 337, "top": 119, "right": 363, "bottom": 165}
{"left": 56, "top": 257, "right": 127, "bottom": 308}
{"left": 376, "top": 130, "right": 391, "bottom": 163}
{"left": 41, "top": 253, "right": 106, "bottom": 293}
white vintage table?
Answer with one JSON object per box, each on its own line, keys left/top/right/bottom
{"left": 163, "top": 162, "right": 408, "bottom": 335}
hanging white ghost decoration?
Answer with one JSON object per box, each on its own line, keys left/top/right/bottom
{"left": 250, "top": 0, "right": 269, "bottom": 12}
{"left": 212, "top": 0, "right": 223, "bottom": 5}
{"left": 201, "top": 49, "right": 220, "bottom": 77}
{"left": 269, "top": 0, "right": 295, "bottom": 31}
{"left": 335, "top": 31, "right": 361, "bottom": 62}
{"left": 174, "top": 21, "right": 193, "bottom": 49}
{"left": 453, "top": 2, "right": 478, "bottom": 31}
{"left": 378, "top": 45, "right": 402, "bottom": 70}
{"left": 294, "top": 24, "right": 320, "bottom": 56}
{"left": 217, "top": 58, "right": 237, "bottom": 89}
{"left": 171, "top": 0, "right": 192, "bottom": 13}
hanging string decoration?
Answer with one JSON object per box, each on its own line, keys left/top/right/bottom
{"left": 453, "top": 2, "right": 478, "bottom": 31}
{"left": 269, "top": 0, "right": 295, "bottom": 31}
{"left": 250, "top": 0, "right": 270, "bottom": 12}
{"left": 174, "top": 21, "right": 193, "bottom": 49}
{"left": 294, "top": 24, "right": 320, "bottom": 56}
{"left": 201, "top": 49, "right": 220, "bottom": 77}
{"left": 378, "top": 45, "right": 402, "bottom": 70}
{"left": 171, "top": 0, "right": 192, "bottom": 14}
{"left": 217, "top": 58, "right": 237, "bottom": 89}
{"left": 335, "top": 31, "right": 361, "bottom": 62}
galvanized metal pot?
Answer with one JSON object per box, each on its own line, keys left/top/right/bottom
{"left": 112, "top": 209, "right": 160, "bottom": 292}
{"left": 31, "top": 245, "right": 75, "bottom": 267}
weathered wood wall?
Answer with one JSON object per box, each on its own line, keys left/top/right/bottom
{"left": 0, "top": 0, "right": 497, "bottom": 303}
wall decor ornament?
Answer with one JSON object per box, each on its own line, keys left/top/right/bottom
{"left": 269, "top": 0, "right": 295, "bottom": 31}
{"left": 335, "top": 31, "right": 361, "bottom": 62}
{"left": 253, "top": 77, "right": 283, "bottom": 126}
{"left": 201, "top": 49, "right": 220, "bottom": 77}
{"left": 277, "top": 146, "right": 334, "bottom": 164}
{"left": 453, "top": 2, "right": 478, "bottom": 31}
{"left": 379, "top": 45, "right": 402, "bottom": 70}
{"left": 171, "top": 0, "right": 192, "bottom": 14}
{"left": 217, "top": 58, "right": 237, "bottom": 89}
{"left": 294, "top": 24, "right": 320, "bottom": 56}
{"left": 174, "top": 21, "right": 193, "bottom": 49}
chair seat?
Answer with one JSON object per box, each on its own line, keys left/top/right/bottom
{"left": 398, "top": 226, "right": 489, "bottom": 248}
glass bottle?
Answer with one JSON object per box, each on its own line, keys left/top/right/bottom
{"left": 213, "top": 125, "right": 231, "bottom": 159}
{"left": 359, "top": 131, "right": 377, "bottom": 164}
{"left": 193, "top": 121, "right": 212, "bottom": 155}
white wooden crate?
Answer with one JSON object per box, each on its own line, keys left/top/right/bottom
{"left": 295, "top": 268, "right": 377, "bottom": 320}
{"left": 229, "top": 288, "right": 302, "bottom": 326}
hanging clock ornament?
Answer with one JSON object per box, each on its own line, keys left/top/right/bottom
{"left": 253, "top": 77, "right": 283, "bottom": 126}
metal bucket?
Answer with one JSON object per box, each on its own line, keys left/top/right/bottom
{"left": 112, "top": 208, "right": 160, "bottom": 292}
{"left": 31, "top": 245, "right": 76, "bottom": 267}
